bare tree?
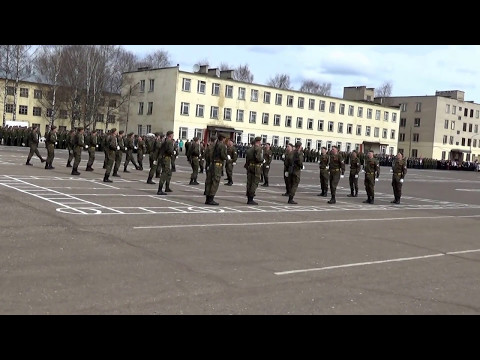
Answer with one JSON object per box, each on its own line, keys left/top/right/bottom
{"left": 299, "top": 80, "right": 331, "bottom": 96}
{"left": 0, "top": 45, "right": 13, "bottom": 127}
{"left": 139, "top": 49, "right": 172, "bottom": 69}
{"left": 375, "top": 81, "right": 393, "bottom": 97}
{"left": 267, "top": 73, "right": 291, "bottom": 89}
{"left": 234, "top": 64, "right": 254, "bottom": 83}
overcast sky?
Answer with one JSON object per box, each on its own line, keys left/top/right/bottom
{"left": 121, "top": 45, "right": 480, "bottom": 102}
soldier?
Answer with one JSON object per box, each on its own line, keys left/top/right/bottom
{"left": 44, "top": 125, "right": 57, "bottom": 169}
{"left": 317, "top": 147, "right": 329, "bottom": 197}
{"left": 391, "top": 152, "right": 407, "bottom": 204}
{"left": 71, "top": 127, "right": 85, "bottom": 176}
{"left": 85, "top": 129, "right": 98, "bottom": 171}
{"left": 203, "top": 137, "right": 216, "bottom": 196}
{"left": 171, "top": 140, "right": 178, "bottom": 172}
{"left": 66, "top": 129, "right": 75, "bottom": 168}
{"left": 136, "top": 135, "right": 146, "bottom": 170}
{"left": 261, "top": 143, "right": 272, "bottom": 187}
{"left": 224, "top": 138, "right": 238, "bottom": 186}
{"left": 199, "top": 141, "right": 205, "bottom": 173}
{"left": 363, "top": 150, "right": 380, "bottom": 204}
{"left": 25, "top": 125, "right": 46, "bottom": 166}
{"left": 327, "top": 146, "right": 345, "bottom": 204}
{"left": 204, "top": 134, "right": 227, "bottom": 205}
{"left": 285, "top": 141, "right": 304, "bottom": 204}
{"left": 123, "top": 132, "right": 140, "bottom": 172}
{"left": 157, "top": 130, "right": 175, "bottom": 195}
{"left": 113, "top": 130, "right": 125, "bottom": 177}
{"left": 282, "top": 143, "right": 294, "bottom": 197}
{"left": 146, "top": 132, "right": 164, "bottom": 185}
{"left": 103, "top": 128, "right": 118, "bottom": 183}
{"left": 187, "top": 137, "right": 201, "bottom": 185}
{"left": 245, "top": 137, "right": 264, "bottom": 205}
{"left": 102, "top": 130, "right": 110, "bottom": 169}
{"left": 347, "top": 150, "right": 361, "bottom": 197}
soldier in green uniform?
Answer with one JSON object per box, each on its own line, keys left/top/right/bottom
{"left": 282, "top": 143, "right": 294, "bottom": 196}
{"left": 285, "top": 141, "right": 304, "bottom": 204}
{"left": 317, "top": 147, "right": 329, "bottom": 197}
{"left": 103, "top": 128, "right": 118, "bottom": 183}
{"left": 171, "top": 140, "right": 178, "bottom": 172}
{"left": 25, "top": 125, "right": 46, "bottom": 166}
{"left": 363, "top": 150, "right": 380, "bottom": 204}
{"left": 224, "top": 138, "right": 238, "bottom": 186}
{"left": 66, "top": 129, "right": 75, "bottom": 168}
{"left": 71, "top": 127, "right": 85, "bottom": 176}
{"left": 245, "top": 137, "right": 264, "bottom": 205}
{"left": 45, "top": 125, "right": 57, "bottom": 169}
{"left": 199, "top": 141, "right": 205, "bottom": 173}
{"left": 187, "top": 137, "right": 201, "bottom": 185}
{"left": 205, "top": 134, "right": 227, "bottom": 205}
{"left": 347, "top": 150, "right": 361, "bottom": 197}
{"left": 157, "top": 130, "right": 175, "bottom": 195}
{"left": 146, "top": 132, "right": 164, "bottom": 185}
{"left": 261, "top": 142, "right": 272, "bottom": 187}
{"left": 203, "top": 137, "right": 216, "bottom": 196}
{"left": 85, "top": 129, "right": 98, "bottom": 171}
{"left": 390, "top": 152, "right": 407, "bottom": 204}
{"left": 136, "top": 135, "right": 146, "bottom": 170}
{"left": 123, "top": 132, "right": 140, "bottom": 172}
{"left": 327, "top": 146, "right": 345, "bottom": 204}
{"left": 113, "top": 130, "right": 125, "bottom": 177}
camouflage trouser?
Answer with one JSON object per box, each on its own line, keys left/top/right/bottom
{"left": 190, "top": 157, "right": 199, "bottom": 180}
{"left": 320, "top": 169, "right": 329, "bottom": 192}
{"left": 205, "top": 162, "right": 222, "bottom": 196}
{"left": 364, "top": 174, "right": 376, "bottom": 198}
{"left": 225, "top": 161, "right": 234, "bottom": 182}
{"left": 349, "top": 173, "right": 359, "bottom": 193}
{"left": 284, "top": 167, "right": 291, "bottom": 194}
{"left": 114, "top": 151, "right": 123, "bottom": 173}
{"left": 288, "top": 172, "right": 301, "bottom": 197}
{"left": 27, "top": 144, "right": 42, "bottom": 162}
{"left": 87, "top": 147, "right": 95, "bottom": 167}
{"left": 262, "top": 164, "right": 270, "bottom": 183}
{"left": 73, "top": 146, "right": 83, "bottom": 169}
{"left": 392, "top": 175, "right": 403, "bottom": 200}
{"left": 46, "top": 144, "right": 55, "bottom": 164}
{"left": 329, "top": 170, "right": 341, "bottom": 197}
{"left": 137, "top": 151, "right": 144, "bottom": 168}
{"left": 105, "top": 150, "right": 115, "bottom": 175}
{"left": 124, "top": 149, "right": 138, "bottom": 168}
{"left": 246, "top": 164, "right": 261, "bottom": 197}
{"left": 159, "top": 157, "right": 172, "bottom": 186}
{"left": 67, "top": 146, "right": 74, "bottom": 164}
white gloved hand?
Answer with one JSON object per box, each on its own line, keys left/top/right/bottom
{"left": 284, "top": 172, "right": 289, "bottom": 178}
{"left": 22, "top": 143, "right": 25, "bottom": 146}
{"left": 173, "top": 151, "right": 176, "bottom": 155}
{"left": 117, "top": 146, "right": 120, "bottom": 150}
{"left": 96, "top": 145, "right": 98, "bottom": 148}
{"left": 233, "top": 162, "right": 236, "bottom": 166}
{"left": 85, "top": 145, "right": 88, "bottom": 149}
{"left": 153, "top": 161, "right": 158, "bottom": 165}
{"left": 227, "top": 155, "right": 231, "bottom": 160}
{"left": 361, "top": 169, "right": 365, "bottom": 173}
{"left": 375, "top": 178, "right": 379, "bottom": 182}
{"left": 326, "top": 166, "right": 329, "bottom": 170}
{"left": 143, "top": 155, "right": 145, "bottom": 159}
{"left": 124, "top": 147, "right": 127, "bottom": 151}
{"left": 390, "top": 169, "right": 393, "bottom": 173}
{"left": 266, "top": 165, "right": 269, "bottom": 169}
{"left": 55, "top": 142, "right": 58, "bottom": 145}
{"left": 302, "top": 165, "right": 305, "bottom": 170}
{"left": 317, "top": 160, "right": 321, "bottom": 164}
{"left": 355, "top": 174, "right": 359, "bottom": 179}
{"left": 263, "top": 159, "right": 266, "bottom": 164}
{"left": 134, "top": 146, "right": 138, "bottom": 150}
{"left": 400, "top": 179, "right": 404, "bottom": 183}
{"left": 340, "top": 175, "right": 344, "bottom": 179}
{"left": 282, "top": 154, "right": 285, "bottom": 160}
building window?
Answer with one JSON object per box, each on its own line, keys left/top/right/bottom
{"left": 195, "top": 128, "right": 203, "bottom": 140}
{"left": 96, "top": 113, "right": 104, "bottom": 123}
{"left": 287, "top": 95, "right": 294, "bottom": 107}
{"left": 109, "top": 99, "right": 117, "bottom": 107}
{"left": 326, "top": 141, "right": 332, "bottom": 151}
{"left": 476, "top": 110, "right": 480, "bottom": 119}
{"left": 248, "top": 134, "right": 255, "bottom": 144}
{"left": 356, "top": 125, "right": 362, "bottom": 135}
{"left": 262, "top": 113, "right": 269, "bottom": 125}
{"left": 469, "top": 123, "right": 473, "bottom": 132}
{"left": 182, "top": 78, "right": 191, "bottom": 92}
{"left": 463, "top": 123, "right": 467, "bottom": 132}
{"left": 346, "top": 142, "right": 352, "bottom": 152}
{"left": 319, "top": 100, "right": 326, "bottom": 112}
{"left": 339, "top": 104, "right": 345, "bottom": 115}
{"left": 365, "top": 126, "right": 371, "bottom": 136}
{"left": 7, "top": 86, "right": 15, "bottom": 95}
{"left": 264, "top": 91, "right": 271, "bottom": 104}
{"left": 347, "top": 123, "right": 353, "bottom": 134}
{"left": 138, "top": 125, "right": 143, "bottom": 135}
{"left": 329, "top": 102, "right": 336, "bottom": 113}
{"left": 374, "top": 127, "right": 379, "bottom": 137}
{"left": 475, "top": 124, "right": 479, "bottom": 133}
{"left": 147, "top": 102, "right": 153, "bottom": 115}
{"left": 179, "top": 127, "right": 188, "bottom": 140}
{"left": 307, "top": 118, "right": 313, "bottom": 130}
{"left": 412, "top": 149, "right": 418, "bottom": 157}
{"left": 285, "top": 116, "right": 292, "bottom": 127}
{"left": 444, "top": 119, "right": 449, "bottom": 129}
{"left": 401, "top": 103, "right": 407, "bottom": 112}
{"left": 225, "top": 85, "right": 233, "bottom": 98}
{"left": 107, "top": 115, "right": 115, "bottom": 123}
{"left": 308, "top": 99, "right": 315, "bottom": 110}
{"left": 272, "top": 136, "right": 279, "bottom": 146}
{"left": 250, "top": 89, "right": 258, "bottom": 102}
{"left": 34, "top": 89, "right": 42, "bottom": 99}
{"left": 296, "top": 117, "right": 303, "bottom": 129}
{"left": 46, "top": 109, "right": 53, "bottom": 117}
{"left": 446, "top": 104, "right": 450, "bottom": 113}
{"left": 392, "top": 113, "right": 397, "bottom": 123}
{"left": 449, "top": 136, "right": 454, "bottom": 145}
{"left": 414, "top": 118, "right": 421, "bottom": 127}
{"left": 348, "top": 105, "right": 354, "bottom": 116}
{"left": 224, "top": 108, "right": 232, "bottom": 121}
{"left": 390, "top": 130, "right": 396, "bottom": 140}
{"left": 149, "top": 79, "right": 155, "bottom": 92}
{"left": 238, "top": 87, "right": 245, "bottom": 100}
{"left": 328, "top": 121, "right": 334, "bottom": 132}
{"left": 338, "top": 122, "right": 344, "bottom": 133}
{"left": 382, "top": 128, "right": 388, "bottom": 139}
{"left": 210, "top": 106, "right": 219, "bottom": 119}
{"left": 336, "top": 142, "right": 342, "bottom": 151}
{"left": 274, "top": 114, "right": 281, "bottom": 126}
{"left": 375, "top": 110, "right": 381, "bottom": 120}
{"left": 284, "top": 137, "right": 290, "bottom": 147}
{"left": 400, "top": 118, "right": 406, "bottom": 127}
{"left": 137, "top": 80, "right": 145, "bottom": 93}
{"left": 138, "top": 102, "right": 144, "bottom": 115}
{"left": 197, "top": 80, "right": 206, "bottom": 94}
{"left": 196, "top": 104, "right": 204, "bottom": 117}
{"left": 443, "top": 135, "right": 447, "bottom": 144}
{"left": 33, "top": 106, "right": 41, "bottom": 116}
{"left": 275, "top": 93, "right": 282, "bottom": 105}
{"left": 146, "top": 125, "right": 151, "bottom": 134}
{"left": 367, "top": 108, "right": 373, "bottom": 119}
{"left": 236, "top": 109, "right": 244, "bottom": 122}
{"left": 18, "top": 105, "right": 28, "bottom": 115}
{"left": 317, "top": 120, "right": 324, "bottom": 131}
{"left": 384, "top": 111, "right": 389, "bottom": 121}
{"left": 358, "top": 107, "right": 364, "bottom": 118}
{"left": 451, "top": 121, "right": 455, "bottom": 130}
{"left": 413, "top": 133, "right": 419, "bottom": 142}
{"left": 298, "top": 97, "right": 304, "bottom": 109}
{"left": 20, "top": 88, "right": 28, "bottom": 97}
{"left": 316, "top": 140, "right": 323, "bottom": 150}
{"left": 249, "top": 111, "right": 257, "bottom": 124}
{"left": 60, "top": 110, "right": 68, "bottom": 119}
{"left": 180, "top": 102, "right": 189, "bottom": 115}
{"left": 399, "top": 133, "right": 405, "bottom": 142}
{"left": 212, "top": 83, "right": 220, "bottom": 96}
{"left": 415, "top": 102, "right": 422, "bottom": 112}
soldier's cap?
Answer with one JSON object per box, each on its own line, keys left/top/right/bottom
{"left": 119, "top": 130, "right": 125, "bottom": 134}
{"left": 110, "top": 128, "right": 117, "bottom": 133}
{"left": 266, "top": 142, "right": 270, "bottom": 146}
{"left": 166, "top": 130, "right": 174, "bottom": 136}
{"left": 77, "top": 127, "right": 84, "bottom": 131}
{"left": 217, "top": 133, "right": 226, "bottom": 140}
{"left": 193, "top": 137, "right": 199, "bottom": 142}
{"left": 287, "top": 143, "right": 294, "bottom": 148}
{"left": 154, "top": 131, "right": 161, "bottom": 137}
{"left": 254, "top": 136, "right": 262, "bottom": 142}
{"left": 295, "top": 141, "right": 302, "bottom": 148}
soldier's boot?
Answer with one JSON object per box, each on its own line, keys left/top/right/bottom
{"left": 390, "top": 197, "right": 398, "bottom": 204}
{"left": 347, "top": 188, "right": 355, "bottom": 197}
{"left": 112, "top": 171, "right": 120, "bottom": 177}
{"left": 41, "top": 157, "right": 46, "bottom": 163}
{"left": 199, "top": 169, "right": 204, "bottom": 174}
{"left": 146, "top": 176, "right": 156, "bottom": 185}
{"left": 86, "top": 165, "right": 93, "bottom": 172}
{"left": 328, "top": 196, "right": 336, "bottom": 204}
{"left": 165, "top": 181, "right": 172, "bottom": 192}
{"left": 102, "top": 161, "right": 107, "bottom": 169}
{"left": 103, "top": 174, "right": 113, "bottom": 183}
{"left": 193, "top": 177, "right": 200, "bottom": 185}
{"left": 66, "top": 161, "right": 72, "bottom": 168}
{"left": 370, "top": 196, "right": 374, "bottom": 204}
{"left": 396, "top": 197, "right": 401, "bottom": 204}
{"left": 138, "top": 161, "right": 143, "bottom": 170}
{"left": 354, "top": 189, "right": 358, "bottom": 197}
{"left": 247, "top": 196, "right": 258, "bottom": 205}
{"left": 288, "top": 195, "right": 297, "bottom": 205}
{"left": 26, "top": 160, "right": 33, "bottom": 166}
{"left": 317, "top": 190, "right": 324, "bottom": 196}
{"left": 71, "top": 167, "right": 80, "bottom": 176}
{"left": 363, "top": 196, "right": 371, "bottom": 204}
{"left": 45, "top": 162, "right": 50, "bottom": 169}
{"left": 123, "top": 165, "right": 130, "bottom": 173}
{"left": 157, "top": 182, "right": 167, "bottom": 195}
{"left": 189, "top": 178, "right": 194, "bottom": 185}
{"left": 155, "top": 171, "right": 160, "bottom": 178}
{"left": 210, "top": 196, "right": 219, "bottom": 206}
{"left": 49, "top": 164, "right": 55, "bottom": 170}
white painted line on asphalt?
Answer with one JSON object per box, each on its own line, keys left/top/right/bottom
{"left": 274, "top": 249, "right": 480, "bottom": 276}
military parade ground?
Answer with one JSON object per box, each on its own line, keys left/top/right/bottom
{"left": 1, "top": 144, "right": 480, "bottom": 315}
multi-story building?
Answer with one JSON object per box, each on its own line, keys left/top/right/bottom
{"left": 122, "top": 66, "right": 400, "bottom": 155}
{"left": 0, "top": 78, "right": 121, "bottom": 135}
{"left": 377, "top": 90, "right": 480, "bottom": 162}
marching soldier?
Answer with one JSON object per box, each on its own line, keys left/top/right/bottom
{"left": 363, "top": 150, "right": 380, "bottom": 204}
{"left": 327, "top": 146, "right": 345, "bottom": 204}
{"left": 224, "top": 138, "right": 238, "bottom": 186}
{"left": 187, "top": 137, "right": 201, "bottom": 185}
{"left": 204, "top": 134, "right": 227, "bottom": 205}
{"left": 171, "top": 140, "right": 178, "bottom": 172}
{"left": 261, "top": 143, "right": 272, "bottom": 187}
{"left": 317, "top": 147, "right": 329, "bottom": 197}
{"left": 25, "top": 125, "right": 46, "bottom": 166}
{"left": 391, "top": 152, "right": 407, "bottom": 204}
{"left": 157, "top": 130, "right": 175, "bottom": 195}
{"left": 85, "top": 129, "right": 98, "bottom": 171}
{"left": 66, "top": 129, "right": 75, "bottom": 168}
{"left": 71, "top": 127, "right": 85, "bottom": 176}
{"left": 136, "top": 135, "right": 146, "bottom": 170}
{"left": 123, "top": 132, "right": 140, "bottom": 172}
{"left": 285, "top": 141, "right": 304, "bottom": 204}
{"left": 347, "top": 150, "right": 361, "bottom": 197}
{"left": 44, "top": 125, "right": 57, "bottom": 169}
{"left": 113, "top": 130, "right": 125, "bottom": 177}
{"left": 245, "top": 137, "right": 264, "bottom": 205}
{"left": 282, "top": 143, "right": 294, "bottom": 197}
{"left": 199, "top": 141, "right": 205, "bottom": 173}
{"left": 103, "top": 128, "right": 118, "bottom": 183}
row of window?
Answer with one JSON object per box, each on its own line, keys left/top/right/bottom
{"left": 439, "top": 135, "right": 480, "bottom": 148}
{"left": 4, "top": 104, "right": 116, "bottom": 122}
{"left": 180, "top": 78, "right": 398, "bottom": 122}
{"left": 445, "top": 103, "right": 480, "bottom": 119}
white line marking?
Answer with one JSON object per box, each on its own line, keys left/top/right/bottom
{"left": 274, "top": 249, "right": 480, "bottom": 276}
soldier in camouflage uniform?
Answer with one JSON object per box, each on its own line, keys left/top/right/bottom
{"left": 285, "top": 141, "right": 304, "bottom": 204}
{"left": 85, "top": 129, "right": 98, "bottom": 171}
{"left": 205, "top": 134, "right": 227, "bottom": 205}
{"left": 363, "top": 150, "right": 380, "bottom": 204}
{"left": 187, "top": 137, "right": 201, "bottom": 185}
{"left": 327, "top": 146, "right": 345, "bottom": 204}
{"left": 317, "top": 147, "right": 329, "bottom": 197}
{"left": 224, "top": 138, "right": 238, "bottom": 186}
{"left": 66, "top": 129, "right": 75, "bottom": 168}
{"left": 136, "top": 135, "right": 146, "bottom": 170}
{"left": 123, "top": 132, "right": 140, "bottom": 172}
{"left": 113, "top": 130, "right": 125, "bottom": 177}
{"left": 347, "top": 150, "right": 361, "bottom": 197}
{"left": 146, "top": 132, "right": 164, "bottom": 185}
{"left": 45, "top": 125, "right": 57, "bottom": 169}
{"left": 25, "top": 125, "right": 46, "bottom": 166}
{"left": 391, "top": 152, "right": 407, "bottom": 204}
{"left": 157, "top": 130, "right": 175, "bottom": 195}
{"left": 282, "top": 143, "right": 294, "bottom": 196}
{"left": 103, "top": 128, "right": 118, "bottom": 183}
{"left": 261, "top": 142, "right": 272, "bottom": 187}
{"left": 71, "top": 127, "right": 85, "bottom": 176}
{"left": 245, "top": 137, "right": 264, "bottom": 205}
